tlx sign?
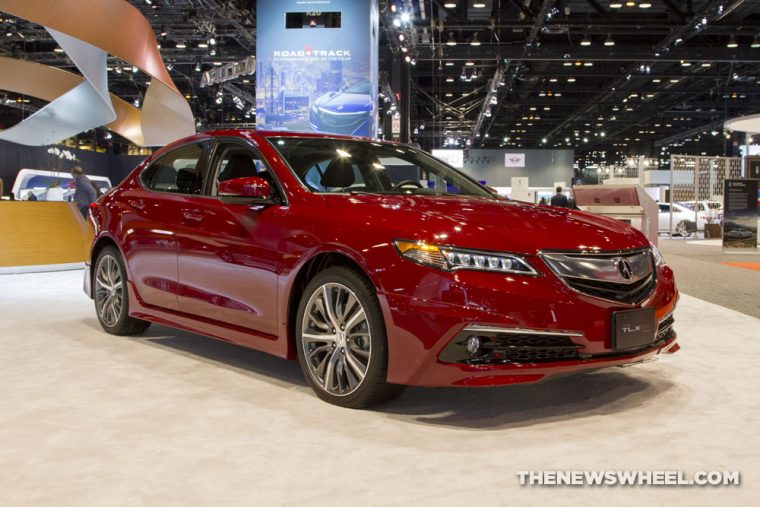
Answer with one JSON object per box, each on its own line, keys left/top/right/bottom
{"left": 200, "top": 56, "right": 256, "bottom": 87}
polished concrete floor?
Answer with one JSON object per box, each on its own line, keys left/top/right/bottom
{"left": 0, "top": 270, "right": 758, "bottom": 506}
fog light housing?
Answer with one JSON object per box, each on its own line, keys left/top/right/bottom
{"left": 466, "top": 336, "right": 481, "bottom": 356}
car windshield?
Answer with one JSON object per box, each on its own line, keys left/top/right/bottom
{"left": 342, "top": 81, "right": 370, "bottom": 94}
{"left": 270, "top": 137, "right": 493, "bottom": 197}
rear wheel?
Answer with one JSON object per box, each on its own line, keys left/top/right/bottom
{"left": 295, "top": 266, "right": 404, "bottom": 408}
{"left": 94, "top": 246, "right": 151, "bottom": 336}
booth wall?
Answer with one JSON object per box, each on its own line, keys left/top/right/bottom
{"left": 0, "top": 140, "right": 146, "bottom": 196}
{"left": 460, "top": 149, "right": 574, "bottom": 187}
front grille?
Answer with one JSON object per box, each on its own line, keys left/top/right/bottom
{"left": 656, "top": 313, "right": 675, "bottom": 342}
{"left": 542, "top": 249, "right": 656, "bottom": 305}
{"left": 317, "top": 111, "right": 367, "bottom": 133}
{"left": 439, "top": 329, "right": 582, "bottom": 365}
{"left": 564, "top": 275, "right": 656, "bottom": 305}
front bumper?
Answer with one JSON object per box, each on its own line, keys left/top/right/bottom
{"left": 379, "top": 257, "right": 679, "bottom": 387}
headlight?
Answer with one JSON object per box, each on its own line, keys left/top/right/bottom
{"left": 651, "top": 243, "right": 665, "bottom": 267}
{"left": 393, "top": 240, "right": 537, "bottom": 275}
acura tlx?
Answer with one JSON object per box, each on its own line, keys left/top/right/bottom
{"left": 84, "top": 130, "right": 678, "bottom": 408}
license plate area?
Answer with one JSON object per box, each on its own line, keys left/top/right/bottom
{"left": 612, "top": 308, "right": 656, "bottom": 351}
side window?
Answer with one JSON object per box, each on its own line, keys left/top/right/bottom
{"left": 213, "top": 145, "right": 276, "bottom": 195}
{"left": 658, "top": 204, "right": 670, "bottom": 213}
{"left": 141, "top": 143, "right": 206, "bottom": 195}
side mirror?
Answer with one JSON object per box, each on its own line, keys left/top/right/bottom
{"left": 218, "top": 176, "right": 272, "bottom": 199}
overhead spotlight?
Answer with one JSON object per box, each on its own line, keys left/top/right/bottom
{"left": 752, "top": 36, "right": 760, "bottom": 48}
{"left": 639, "top": 2, "right": 652, "bottom": 7}
{"left": 404, "top": 55, "right": 411, "bottom": 63}
{"left": 166, "top": 63, "right": 172, "bottom": 71}
{"left": 444, "top": 2, "right": 457, "bottom": 7}
{"left": 604, "top": 35, "right": 615, "bottom": 46}
{"left": 470, "top": 33, "right": 481, "bottom": 46}
{"left": 209, "top": 37, "right": 216, "bottom": 45}
{"left": 580, "top": 35, "right": 592, "bottom": 46}
{"left": 465, "top": 61, "right": 475, "bottom": 66}
{"left": 215, "top": 96, "right": 223, "bottom": 104}
{"left": 175, "top": 42, "right": 186, "bottom": 49}
{"left": 104, "top": 132, "right": 113, "bottom": 140}
{"left": 195, "top": 61, "right": 201, "bottom": 72}
{"left": 400, "top": 12, "right": 411, "bottom": 23}
{"left": 198, "top": 42, "right": 208, "bottom": 48}
{"left": 446, "top": 32, "right": 457, "bottom": 46}
{"left": 392, "top": 18, "right": 401, "bottom": 28}
{"left": 727, "top": 36, "right": 738, "bottom": 48}
{"left": 473, "top": 2, "right": 486, "bottom": 7}
{"left": 609, "top": 2, "right": 623, "bottom": 7}
{"left": 625, "top": 1, "right": 636, "bottom": 6}
{"left": 133, "top": 99, "right": 140, "bottom": 107}
{"left": 132, "top": 65, "right": 139, "bottom": 73}
{"left": 398, "top": 33, "right": 405, "bottom": 41}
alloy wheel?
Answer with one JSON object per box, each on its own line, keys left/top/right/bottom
{"left": 95, "top": 254, "right": 124, "bottom": 327}
{"left": 301, "top": 282, "right": 371, "bottom": 396}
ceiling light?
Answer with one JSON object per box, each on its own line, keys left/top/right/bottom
{"left": 639, "top": 2, "right": 652, "bottom": 7}
{"left": 604, "top": 35, "right": 615, "bottom": 46}
{"left": 175, "top": 42, "right": 186, "bottom": 49}
{"left": 610, "top": 3, "right": 623, "bottom": 9}
{"left": 53, "top": 47, "right": 64, "bottom": 53}
{"left": 752, "top": 37, "right": 760, "bottom": 48}
{"left": 580, "top": 35, "right": 592, "bottom": 46}
{"left": 209, "top": 37, "right": 216, "bottom": 45}
{"left": 198, "top": 42, "right": 208, "bottom": 48}
{"left": 446, "top": 32, "right": 457, "bottom": 46}
{"left": 681, "top": 60, "right": 691, "bottom": 66}
{"left": 625, "top": 1, "right": 636, "bottom": 6}
{"left": 584, "top": 62, "right": 593, "bottom": 66}
{"left": 473, "top": 2, "right": 486, "bottom": 7}
{"left": 470, "top": 33, "right": 481, "bottom": 46}
{"left": 727, "top": 36, "right": 738, "bottom": 48}
{"left": 465, "top": 61, "right": 475, "bottom": 66}
{"left": 567, "top": 78, "right": 576, "bottom": 83}
{"left": 444, "top": 2, "right": 457, "bottom": 7}
{"left": 446, "top": 77, "right": 454, "bottom": 82}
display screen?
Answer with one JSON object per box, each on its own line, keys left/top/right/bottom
{"left": 286, "top": 12, "right": 341, "bottom": 29}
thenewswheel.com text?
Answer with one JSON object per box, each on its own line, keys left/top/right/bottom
{"left": 516, "top": 470, "right": 740, "bottom": 487}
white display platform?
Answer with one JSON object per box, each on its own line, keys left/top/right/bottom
{"left": 0, "top": 271, "right": 757, "bottom": 505}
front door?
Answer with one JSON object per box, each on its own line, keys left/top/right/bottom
{"left": 175, "top": 141, "right": 286, "bottom": 337}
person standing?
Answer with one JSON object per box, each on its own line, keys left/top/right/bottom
{"left": 550, "top": 186, "right": 569, "bottom": 208}
{"left": 71, "top": 165, "right": 97, "bottom": 218}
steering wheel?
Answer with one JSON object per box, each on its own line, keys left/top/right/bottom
{"left": 391, "top": 179, "right": 424, "bottom": 191}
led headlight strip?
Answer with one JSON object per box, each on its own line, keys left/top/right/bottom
{"left": 394, "top": 240, "right": 538, "bottom": 275}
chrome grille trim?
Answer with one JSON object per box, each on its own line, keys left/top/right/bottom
{"left": 540, "top": 248, "right": 657, "bottom": 305}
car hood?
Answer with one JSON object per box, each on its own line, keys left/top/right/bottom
{"left": 324, "top": 194, "right": 649, "bottom": 254}
{"left": 315, "top": 92, "right": 372, "bottom": 113}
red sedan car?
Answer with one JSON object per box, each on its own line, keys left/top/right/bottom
{"left": 85, "top": 130, "right": 679, "bottom": 408}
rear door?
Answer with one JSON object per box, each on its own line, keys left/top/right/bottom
{"left": 175, "top": 139, "right": 287, "bottom": 337}
{"left": 120, "top": 141, "right": 210, "bottom": 311}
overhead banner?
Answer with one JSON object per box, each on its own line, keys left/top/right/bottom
{"left": 723, "top": 179, "right": 758, "bottom": 252}
{"left": 256, "top": 0, "right": 379, "bottom": 137}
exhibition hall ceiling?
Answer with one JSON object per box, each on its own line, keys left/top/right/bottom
{"left": 1, "top": 0, "right": 760, "bottom": 158}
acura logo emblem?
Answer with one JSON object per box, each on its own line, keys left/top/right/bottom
{"left": 616, "top": 259, "right": 633, "bottom": 280}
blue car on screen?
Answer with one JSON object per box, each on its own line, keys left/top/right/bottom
{"left": 309, "top": 80, "right": 373, "bottom": 137}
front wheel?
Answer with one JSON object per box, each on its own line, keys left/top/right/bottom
{"left": 94, "top": 246, "right": 151, "bottom": 336}
{"left": 295, "top": 266, "right": 404, "bottom": 408}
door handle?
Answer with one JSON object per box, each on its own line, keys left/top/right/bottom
{"left": 182, "top": 209, "right": 204, "bottom": 222}
{"left": 129, "top": 199, "right": 145, "bottom": 211}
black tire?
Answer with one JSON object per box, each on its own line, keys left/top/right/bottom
{"left": 94, "top": 246, "right": 151, "bottom": 336}
{"left": 295, "top": 266, "right": 405, "bottom": 408}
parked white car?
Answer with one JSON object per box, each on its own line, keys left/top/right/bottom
{"left": 658, "top": 202, "right": 706, "bottom": 236}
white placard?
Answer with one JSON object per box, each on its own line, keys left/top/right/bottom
{"left": 432, "top": 149, "right": 464, "bottom": 168}
{"left": 505, "top": 153, "right": 526, "bottom": 167}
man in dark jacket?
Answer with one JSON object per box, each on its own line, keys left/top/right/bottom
{"left": 71, "top": 166, "right": 97, "bottom": 218}
{"left": 550, "top": 186, "right": 569, "bottom": 208}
